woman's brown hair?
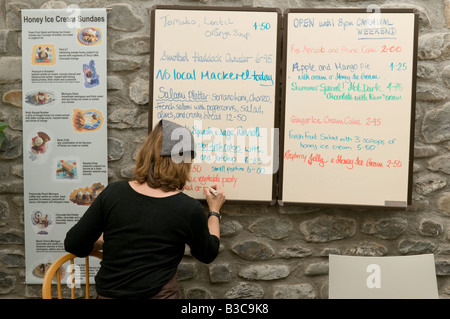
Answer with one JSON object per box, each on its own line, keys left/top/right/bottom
{"left": 133, "top": 121, "right": 192, "bottom": 191}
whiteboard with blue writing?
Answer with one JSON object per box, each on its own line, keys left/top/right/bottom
{"left": 280, "top": 9, "right": 418, "bottom": 208}
{"left": 150, "top": 6, "right": 281, "bottom": 203}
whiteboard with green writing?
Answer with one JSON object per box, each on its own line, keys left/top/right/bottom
{"left": 280, "top": 9, "right": 418, "bottom": 208}
{"left": 150, "top": 6, "right": 281, "bottom": 203}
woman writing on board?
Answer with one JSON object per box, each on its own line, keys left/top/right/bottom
{"left": 64, "top": 119, "right": 225, "bottom": 298}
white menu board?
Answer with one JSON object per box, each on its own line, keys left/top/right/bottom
{"left": 150, "top": 6, "right": 281, "bottom": 203}
{"left": 22, "top": 8, "right": 107, "bottom": 284}
{"left": 280, "top": 9, "right": 418, "bottom": 207}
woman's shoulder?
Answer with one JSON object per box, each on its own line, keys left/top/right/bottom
{"left": 101, "top": 180, "right": 130, "bottom": 194}
{"left": 177, "top": 191, "right": 201, "bottom": 203}
{"left": 177, "top": 192, "right": 204, "bottom": 211}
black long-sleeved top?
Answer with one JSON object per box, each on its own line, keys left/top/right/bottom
{"left": 64, "top": 180, "right": 220, "bottom": 298}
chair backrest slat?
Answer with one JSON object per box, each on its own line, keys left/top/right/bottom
{"left": 56, "top": 269, "right": 62, "bottom": 299}
{"left": 70, "top": 258, "right": 75, "bottom": 299}
{"left": 85, "top": 256, "right": 90, "bottom": 299}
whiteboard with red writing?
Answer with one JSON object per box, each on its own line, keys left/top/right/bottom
{"left": 279, "top": 9, "right": 418, "bottom": 207}
{"left": 150, "top": 6, "right": 281, "bottom": 203}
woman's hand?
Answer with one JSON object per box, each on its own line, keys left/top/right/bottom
{"left": 205, "top": 185, "right": 225, "bottom": 239}
{"left": 205, "top": 184, "right": 225, "bottom": 213}
{"left": 92, "top": 233, "right": 104, "bottom": 252}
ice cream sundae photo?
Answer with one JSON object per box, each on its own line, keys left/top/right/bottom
{"left": 83, "top": 60, "right": 99, "bottom": 88}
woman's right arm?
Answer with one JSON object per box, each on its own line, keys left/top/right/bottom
{"left": 187, "top": 185, "right": 225, "bottom": 263}
{"left": 205, "top": 184, "right": 225, "bottom": 239}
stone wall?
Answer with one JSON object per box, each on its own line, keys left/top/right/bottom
{"left": 0, "top": 0, "right": 449, "bottom": 299}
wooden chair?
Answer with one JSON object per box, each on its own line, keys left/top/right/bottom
{"left": 42, "top": 251, "right": 102, "bottom": 299}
